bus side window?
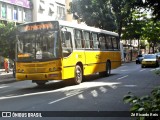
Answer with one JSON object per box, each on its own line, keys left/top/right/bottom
{"left": 112, "top": 37, "right": 118, "bottom": 50}
{"left": 62, "top": 31, "right": 72, "bottom": 57}
{"left": 106, "top": 36, "right": 113, "bottom": 50}
{"left": 83, "top": 31, "right": 91, "bottom": 49}
{"left": 74, "top": 29, "right": 83, "bottom": 49}
{"left": 92, "top": 33, "right": 99, "bottom": 49}
{"left": 99, "top": 34, "right": 106, "bottom": 50}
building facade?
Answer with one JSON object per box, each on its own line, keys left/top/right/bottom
{"left": 0, "top": 0, "right": 74, "bottom": 23}
{"left": 32, "top": 0, "right": 66, "bottom": 22}
{"left": 0, "top": 0, "right": 32, "bottom": 24}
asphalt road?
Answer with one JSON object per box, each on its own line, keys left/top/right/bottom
{"left": 0, "top": 62, "right": 160, "bottom": 120}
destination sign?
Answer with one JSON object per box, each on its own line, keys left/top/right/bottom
{"left": 18, "top": 21, "right": 59, "bottom": 32}
{"left": 25, "top": 23, "right": 53, "bottom": 31}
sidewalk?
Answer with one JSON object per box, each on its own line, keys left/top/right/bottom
{"left": 0, "top": 69, "right": 15, "bottom": 83}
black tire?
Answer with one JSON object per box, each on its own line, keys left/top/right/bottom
{"left": 156, "top": 62, "right": 159, "bottom": 67}
{"left": 13, "top": 70, "right": 16, "bottom": 78}
{"left": 13, "top": 62, "right": 16, "bottom": 78}
{"left": 106, "top": 62, "right": 111, "bottom": 77}
{"left": 73, "top": 65, "right": 83, "bottom": 85}
{"left": 35, "top": 81, "right": 46, "bottom": 86}
{"left": 99, "top": 62, "right": 111, "bottom": 77}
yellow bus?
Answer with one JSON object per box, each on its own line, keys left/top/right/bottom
{"left": 15, "top": 20, "right": 121, "bottom": 86}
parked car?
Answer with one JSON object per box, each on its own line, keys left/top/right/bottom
{"left": 141, "top": 54, "right": 159, "bottom": 68}
{"left": 136, "top": 54, "right": 144, "bottom": 64}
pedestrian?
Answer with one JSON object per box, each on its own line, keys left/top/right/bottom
{"left": 124, "top": 52, "right": 126, "bottom": 62}
{"left": 4, "top": 58, "right": 9, "bottom": 73}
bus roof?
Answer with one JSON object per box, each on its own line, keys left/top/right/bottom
{"left": 18, "top": 20, "right": 119, "bottom": 37}
{"left": 58, "top": 20, "right": 119, "bottom": 37}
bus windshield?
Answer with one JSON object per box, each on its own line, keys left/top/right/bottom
{"left": 17, "top": 30, "right": 61, "bottom": 61}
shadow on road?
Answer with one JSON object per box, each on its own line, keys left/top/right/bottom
{"left": 0, "top": 73, "right": 119, "bottom": 97}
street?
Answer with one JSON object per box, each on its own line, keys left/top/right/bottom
{"left": 0, "top": 62, "right": 160, "bottom": 120}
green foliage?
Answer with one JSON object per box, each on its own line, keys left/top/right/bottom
{"left": 142, "top": 20, "right": 160, "bottom": 53}
{"left": 0, "top": 22, "right": 16, "bottom": 60}
{"left": 122, "top": 9, "right": 147, "bottom": 41}
{"left": 70, "top": 0, "right": 117, "bottom": 31}
{"left": 155, "top": 69, "right": 160, "bottom": 75}
{"left": 123, "top": 87, "right": 160, "bottom": 120}
{"left": 140, "top": 40, "right": 147, "bottom": 49}
{"left": 139, "top": 0, "right": 160, "bottom": 20}
{"left": 110, "top": 0, "right": 137, "bottom": 38}
{"left": 70, "top": 0, "right": 140, "bottom": 39}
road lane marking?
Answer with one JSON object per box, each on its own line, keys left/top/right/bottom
{"left": 117, "top": 75, "right": 128, "bottom": 80}
{"left": 140, "top": 69, "right": 146, "bottom": 72}
{"left": 120, "top": 70, "right": 128, "bottom": 72}
{"left": 150, "top": 69, "right": 156, "bottom": 71}
{"left": 0, "top": 85, "right": 9, "bottom": 89}
{"left": 48, "top": 91, "right": 83, "bottom": 104}
{"left": 124, "top": 85, "right": 137, "bottom": 87}
{"left": 0, "top": 82, "right": 120, "bottom": 100}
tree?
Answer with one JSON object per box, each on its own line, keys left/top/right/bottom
{"left": 70, "top": 0, "right": 117, "bottom": 31}
{"left": 142, "top": 20, "right": 160, "bottom": 53}
{"left": 122, "top": 8, "right": 148, "bottom": 53}
{"left": 140, "top": 40, "right": 147, "bottom": 49}
{"left": 140, "top": 0, "right": 160, "bottom": 20}
{"left": 0, "top": 22, "right": 16, "bottom": 60}
{"left": 110, "top": 0, "right": 137, "bottom": 39}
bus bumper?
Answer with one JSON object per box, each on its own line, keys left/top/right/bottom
{"left": 16, "top": 71, "right": 62, "bottom": 81}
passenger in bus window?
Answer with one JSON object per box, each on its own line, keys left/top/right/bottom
{"left": 36, "top": 47, "right": 42, "bottom": 59}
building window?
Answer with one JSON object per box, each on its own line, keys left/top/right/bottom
{"left": 18, "top": 7, "right": 23, "bottom": 22}
{"left": 57, "top": 6, "right": 65, "bottom": 20}
{"left": 49, "top": 3, "right": 54, "bottom": 15}
{"left": 7, "top": 4, "right": 12, "bottom": 20}
{"left": 39, "top": 1, "right": 45, "bottom": 12}
{"left": 23, "top": 10, "right": 26, "bottom": 21}
{"left": 13, "top": 6, "right": 18, "bottom": 20}
{"left": 1, "top": 3, "right": 7, "bottom": 18}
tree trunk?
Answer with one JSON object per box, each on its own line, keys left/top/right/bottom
{"left": 118, "top": 21, "right": 123, "bottom": 40}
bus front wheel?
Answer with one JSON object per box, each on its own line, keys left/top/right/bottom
{"left": 73, "top": 65, "right": 83, "bottom": 85}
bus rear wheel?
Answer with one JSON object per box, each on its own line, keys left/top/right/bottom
{"left": 99, "top": 62, "right": 111, "bottom": 77}
{"left": 73, "top": 65, "right": 82, "bottom": 85}
{"left": 106, "top": 62, "right": 111, "bottom": 77}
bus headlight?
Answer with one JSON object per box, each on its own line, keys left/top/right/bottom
{"left": 49, "top": 68, "right": 56, "bottom": 72}
{"left": 53, "top": 67, "right": 56, "bottom": 71}
{"left": 49, "top": 67, "right": 61, "bottom": 72}
{"left": 49, "top": 68, "right": 53, "bottom": 72}
{"left": 18, "top": 69, "right": 24, "bottom": 73}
